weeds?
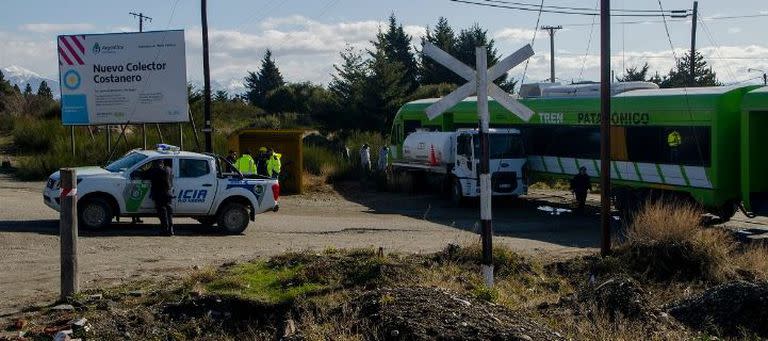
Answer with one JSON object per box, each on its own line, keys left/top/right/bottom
{"left": 618, "top": 200, "right": 736, "bottom": 282}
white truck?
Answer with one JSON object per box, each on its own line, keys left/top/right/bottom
{"left": 43, "top": 146, "right": 279, "bottom": 234}
{"left": 390, "top": 128, "right": 528, "bottom": 205}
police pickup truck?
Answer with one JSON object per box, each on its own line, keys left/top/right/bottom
{"left": 43, "top": 145, "right": 279, "bottom": 234}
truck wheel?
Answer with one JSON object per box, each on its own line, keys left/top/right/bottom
{"left": 195, "top": 216, "right": 217, "bottom": 227}
{"left": 451, "top": 178, "right": 465, "bottom": 207}
{"left": 78, "top": 198, "right": 113, "bottom": 230}
{"left": 217, "top": 203, "right": 249, "bottom": 234}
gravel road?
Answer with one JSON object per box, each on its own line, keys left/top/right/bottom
{"left": 1, "top": 174, "right": 764, "bottom": 316}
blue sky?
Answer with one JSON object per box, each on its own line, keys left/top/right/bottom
{"left": 1, "top": 0, "right": 766, "bottom": 93}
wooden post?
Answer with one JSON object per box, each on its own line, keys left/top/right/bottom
{"left": 142, "top": 124, "right": 147, "bottom": 149}
{"left": 59, "top": 168, "right": 79, "bottom": 299}
{"left": 600, "top": 0, "right": 612, "bottom": 256}
{"left": 70, "top": 126, "right": 75, "bottom": 157}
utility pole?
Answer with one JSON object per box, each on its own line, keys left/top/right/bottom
{"left": 689, "top": 1, "right": 698, "bottom": 86}
{"left": 600, "top": 0, "right": 612, "bottom": 256}
{"left": 130, "top": 12, "right": 152, "bottom": 149}
{"left": 201, "top": 0, "right": 213, "bottom": 153}
{"left": 541, "top": 25, "right": 562, "bottom": 83}
{"left": 129, "top": 12, "right": 152, "bottom": 32}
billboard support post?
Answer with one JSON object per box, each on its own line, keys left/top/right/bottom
{"left": 70, "top": 127, "right": 75, "bottom": 157}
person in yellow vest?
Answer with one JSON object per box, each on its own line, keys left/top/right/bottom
{"left": 235, "top": 149, "right": 256, "bottom": 176}
{"left": 667, "top": 131, "right": 682, "bottom": 162}
{"left": 267, "top": 148, "right": 282, "bottom": 179}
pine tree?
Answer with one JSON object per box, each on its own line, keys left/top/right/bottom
{"left": 328, "top": 46, "right": 367, "bottom": 129}
{"left": 37, "top": 81, "right": 53, "bottom": 100}
{"left": 419, "top": 17, "right": 462, "bottom": 86}
{"left": 362, "top": 46, "right": 407, "bottom": 132}
{"left": 244, "top": 49, "right": 285, "bottom": 108}
{"left": 659, "top": 51, "right": 720, "bottom": 88}
{"left": 213, "top": 89, "right": 229, "bottom": 102}
{"left": 455, "top": 24, "right": 516, "bottom": 92}
{"left": 23, "top": 83, "right": 33, "bottom": 97}
{"left": 381, "top": 14, "right": 418, "bottom": 92}
{"left": 12, "top": 84, "right": 21, "bottom": 94}
{"left": 617, "top": 63, "right": 650, "bottom": 82}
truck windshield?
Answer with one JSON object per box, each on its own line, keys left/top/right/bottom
{"left": 105, "top": 152, "right": 148, "bottom": 172}
{"left": 473, "top": 134, "right": 525, "bottom": 159}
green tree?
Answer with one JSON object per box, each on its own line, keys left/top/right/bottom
{"left": 265, "top": 82, "right": 334, "bottom": 124}
{"left": 362, "top": 46, "right": 407, "bottom": 132}
{"left": 213, "top": 89, "right": 229, "bottom": 102}
{"left": 187, "top": 83, "right": 203, "bottom": 104}
{"left": 12, "top": 84, "right": 21, "bottom": 94}
{"left": 328, "top": 45, "right": 367, "bottom": 129}
{"left": 408, "top": 83, "right": 458, "bottom": 101}
{"left": 617, "top": 63, "right": 650, "bottom": 82}
{"left": 244, "top": 49, "right": 285, "bottom": 108}
{"left": 659, "top": 51, "right": 720, "bottom": 88}
{"left": 419, "top": 17, "right": 462, "bottom": 86}
{"left": 36, "top": 81, "right": 53, "bottom": 100}
{"left": 379, "top": 14, "right": 418, "bottom": 92}
{"left": 455, "top": 23, "right": 516, "bottom": 92}
{"left": 23, "top": 83, "right": 33, "bottom": 97}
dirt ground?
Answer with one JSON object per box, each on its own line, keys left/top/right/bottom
{"left": 1, "top": 174, "right": 766, "bottom": 317}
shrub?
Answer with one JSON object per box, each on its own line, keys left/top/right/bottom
{"left": 619, "top": 200, "right": 735, "bottom": 281}
{"left": 0, "top": 114, "right": 15, "bottom": 132}
{"left": 12, "top": 118, "right": 64, "bottom": 153}
{"left": 735, "top": 243, "right": 768, "bottom": 281}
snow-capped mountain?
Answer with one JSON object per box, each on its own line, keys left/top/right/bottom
{"left": 1, "top": 65, "right": 60, "bottom": 98}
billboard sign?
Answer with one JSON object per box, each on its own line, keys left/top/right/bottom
{"left": 57, "top": 30, "right": 188, "bottom": 125}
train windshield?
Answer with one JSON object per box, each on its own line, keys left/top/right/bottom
{"left": 473, "top": 134, "right": 525, "bottom": 159}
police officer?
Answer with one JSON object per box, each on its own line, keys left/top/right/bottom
{"left": 235, "top": 149, "right": 256, "bottom": 176}
{"left": 143, "top": 159, "right": 174, "bottom": 236}
{"left": 266, "top": 148, "right": 282, "bottom": 179}
{"left": 256, "top": 147, "right": 269, "bottom": 176}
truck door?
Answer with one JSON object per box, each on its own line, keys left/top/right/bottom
{"left": 455, "top": 133, "right": 474, "bottom": 178}
{"left": 124, "top": 159, "right": 170, "bottom": 214}
{"left": 174, "top": 157, "right": 217, "bottom": 214}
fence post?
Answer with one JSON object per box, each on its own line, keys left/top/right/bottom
{"left": 60, "top": 168, "right": 79, "bottom": 300}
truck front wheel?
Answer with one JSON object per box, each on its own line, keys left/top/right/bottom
{"left": 217, "top": 203, "right": 249, "bottom": 234}
{"left": 451, "top": 178, "right": 465, "bottom": 207}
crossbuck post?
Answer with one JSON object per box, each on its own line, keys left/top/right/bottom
{"left": 423, "top": 42, "right": 534, "bottom": 288}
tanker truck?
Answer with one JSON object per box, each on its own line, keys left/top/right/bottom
{"left": 390, "top": 128, "right": 528, "bottom": 205}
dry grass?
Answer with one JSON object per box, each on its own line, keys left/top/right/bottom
{"left": 625, "top": 200, "right": 704, "bottom": 244}
{"left": 620, "top": 200, "right": 736, "bottom": 282}
{"left": 735, "top": 243, "right": 768, "bottom": 281}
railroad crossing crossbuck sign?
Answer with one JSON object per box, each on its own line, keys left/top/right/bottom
{"left": 423, "top": 42, "right": 535, "bottom": 288}
{"left": 422, "top": 42, "right": 535, "bottom": 121}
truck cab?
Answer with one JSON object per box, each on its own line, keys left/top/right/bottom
{"left": 452, "top": 128, "right": 527, "bottom": 202}
{"left": 43, "top": 145, "right": 279, "bottom": 234}
{"left": 391, "top": 128, "right": 527, "bottom": 204}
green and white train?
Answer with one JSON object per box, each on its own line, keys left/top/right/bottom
{"left": 390, "top": 83, "right": 768, "bottom": 220}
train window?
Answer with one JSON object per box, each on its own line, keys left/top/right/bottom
{"left": 522, "top": 126, "right": 600, "bottom": 159}
{"left": 404, "top": 120, "right": 422, "bottom": 135}
{"left": 626, "top": 126, "right": 710, "bottom": 166}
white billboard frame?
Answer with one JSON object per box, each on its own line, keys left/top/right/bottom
{"left": 57, "top": 30, "right": 189, "bottom": 126}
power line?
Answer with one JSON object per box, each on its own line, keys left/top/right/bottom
{"left": 518, "top": 0, "right": 544, "bottom": 88}
{"left": 578, "top": 0, "right": 599, "bottom": 80}
{"left": 564, "top": 13, "right": 768, "bottom": 27}
{"left": 479, "top": 0, "right": 688, "bottom": 14}
{"left": 448, "top": 0, "right": 690, "bottom": 17}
